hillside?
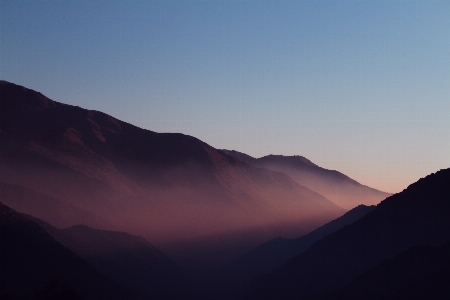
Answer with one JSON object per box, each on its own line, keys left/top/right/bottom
{"left": 36, "top": 221, "right": 184, "bottom": 300}
{"left": 223, "top": 150, "right": 390, "bottom": 209}
{"left": 212, "top": 205, "right": 375, "bottom": 294}
{"left": 316, "top": 241, "right": 450, "bottom": 300}
{"left": 0, "top": 182, "right": 110, "bottom": 229}
{"left": 0, "top": 203, "right": 133, "bottom": 300}
{"left": 0, "top": 80, "right": 345, "bottom": 267}
{"left": 243, "top": 168, "right": 450, "bottom": 299}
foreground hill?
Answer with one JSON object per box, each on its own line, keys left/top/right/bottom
{"left": 35, "top": 222, "right": 184, "bottom": 300}
{"left": 222, "top": 150, "right": 390, "bottom": 209}
{"left": 317, "top": 241, "right": 450, "bottom": 300}
{"left": 0, "top": 203, "right": 133, "bottom": 300}
{"left": 243, "top": 168, "right": 450, "bottom": 299}
{"left": 0, "top": 80, "right": 345, "bottom": 267}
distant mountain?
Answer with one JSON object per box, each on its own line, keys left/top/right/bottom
{"left": 316, "top": 241, "right": 450, "bottom": 300}
{"left": 36, "top": 222, "right": 184, "bottom": 300}
{"left": 0, "top": 203, "right": 133, "bottom": 300}
{"left": 0, "top": 182, "right": 110, "bottom": 229}
{"left": 242, "top": 168, "right": 450, "bottom": 300}
{"left": 0, "top": 80, "right": 345, "bottom": 267}
{"left": 222, "top": 150, "right": 390, "bottom": 209}
{"left": 213, "top": 205, "right": 375, "bottom": 293}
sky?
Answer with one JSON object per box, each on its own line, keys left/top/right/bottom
{"left": 1, "top": 0, "right": 449, "bottom": 194}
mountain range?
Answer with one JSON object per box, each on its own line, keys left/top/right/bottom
{"left": 222, "top": 150, "right": 390, "bottom": 209}
{"left": 1, "top": 80, "right": 448, "bottom": 300}
{"left": 0, "top": 80, "right": 350, "bottom": 267}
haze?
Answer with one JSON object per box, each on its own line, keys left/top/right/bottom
{"left": 1, "top": 0, "right": 449, "bottom": 193}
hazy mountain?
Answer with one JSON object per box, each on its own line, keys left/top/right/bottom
{"left": 242, "top": 168, "right": 450, "bottom": 299}
{"left": 316, "top": 241, "right": 450, "bottom": 300}
{"left": 0, "top": 203, "right": 133, "bottom": 300}
{"left": 213, "top": 204, "right": 375, "bottom": 293}
{"left": 222, "top": 150, "right": 391, "bottom": 209}
{"left": 35, "top": 221, "right": 184, "bottom": 300}
{"left": 0, "top": 182, "right": 110, "bottom": 229}
{"left": 0, "top": 80, "right": 345, "bottom": 268}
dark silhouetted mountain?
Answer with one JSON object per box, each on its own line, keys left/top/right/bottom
{"left": 242, "top": 168, "right": 450, "bottom": 300}
{"left": 0, "top": 182, "right": 110, "bottom": 229}
{"left": 0, "top": 203, "right": 134, "bottom": 300}
{"left": 0, "top": 80, "right": 345, "bottom": 268}
{"left": 222, "top": 150, "right": 390, "bottom": 209}
{"left": 37, "top": 222, "right": 184, "bottom": 300}
{"left": 213, "top": 204, "right": 375, "bottom": 293}
{"left": 315, "top": 241, "right": 450, "bottom": 300}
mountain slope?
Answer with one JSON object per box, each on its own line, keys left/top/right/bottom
{"left": 222, "top": 150, "right": 390, "bottom": 209}
{"left": 243, "top": 168, "right": 450, "bottom": 299}
{"left": 0, "top": 182, "right": 110, "bottom": 229}
{"left": 0, "top": 203, "right": 133, "bottom": 300}
{"left": 0, "top": 80, "right": 345, "bottom": 266}
{"left": 35, "top": 222, "right": 183, "bottom": 300}
{"left": 316, "top": 241, "right": 450, "bottom": 300}
{"left": 214, "top": 205, "right": 375, "bottom": 292}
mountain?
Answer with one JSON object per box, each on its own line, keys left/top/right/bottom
{"left": 0, "top": 80, "right": 345, "bottom": 267}
{"left": 35, "top": 221, "right": 184, "bottom": 300}
{"left": 242, "top": 168, "right": 450, "bottom": 299}
{"left": 222, "top": 150, "right": 390, "bottom": 209}
{"left": 212, "top": 204, "right": 375, "bottom": 295}
{"left": 316, "top": 241, "right": 450, "bottom": 300}
{"left": 0, "top": 203, "right": 133, "bottom": 300}
{"left": 0, "top": 182, "right": 110, "bottom": 229}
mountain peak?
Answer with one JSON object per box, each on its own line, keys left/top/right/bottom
{"left": 224, "top": 150, "right": 390, "bottom": 209}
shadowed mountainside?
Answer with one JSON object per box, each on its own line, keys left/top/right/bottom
{"left": 242, "top": 168, "right": 450, "bottom": 300}
{"left": 222, "top": 150, "right": 390, "bottom": 209}
{"left": 35, "top": 221, "right": 186, "bottom": 300}
{"left": 0, "top": 203, "right": 134, "bottom": 300}
{"left": 211, "top": 204, "right": 375, "bottom": 295}
{"left": 194, "top": 205, "right": 375, "bottom": 299}
{"left": 315, "top": 241, "right": 450, "bottom": 300}
{"left": 0, "top": 80, "right": 345, "bottom": 267}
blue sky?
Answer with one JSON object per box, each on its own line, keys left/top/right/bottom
{"left": 1, "top": 0, "right": 449, "bottom": 193}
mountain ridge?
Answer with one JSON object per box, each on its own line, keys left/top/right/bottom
{"left": 203, "top": 204, "right": 376, "bottom": 299}
{"left": 0, "top": 202, "right": 134, "bottom": 300}
{"left": 242, "top": 167, "right": 450, "bottom": 299}
{"left": 222, "top": 149, "right": 391, "bottom": 209}
{"left": 0, "top": 80, "right": 345, "bottom": 268}
{"left": 33, "top": 220, "right": 185, "bottom": 300}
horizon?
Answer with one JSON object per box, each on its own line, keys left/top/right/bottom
{"left": 1, "top": 1, "right": 449, "bottom": 194}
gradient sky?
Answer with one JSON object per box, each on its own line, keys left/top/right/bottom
{"left": 1, "top": 1, "right": 449, "bottom": 193}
